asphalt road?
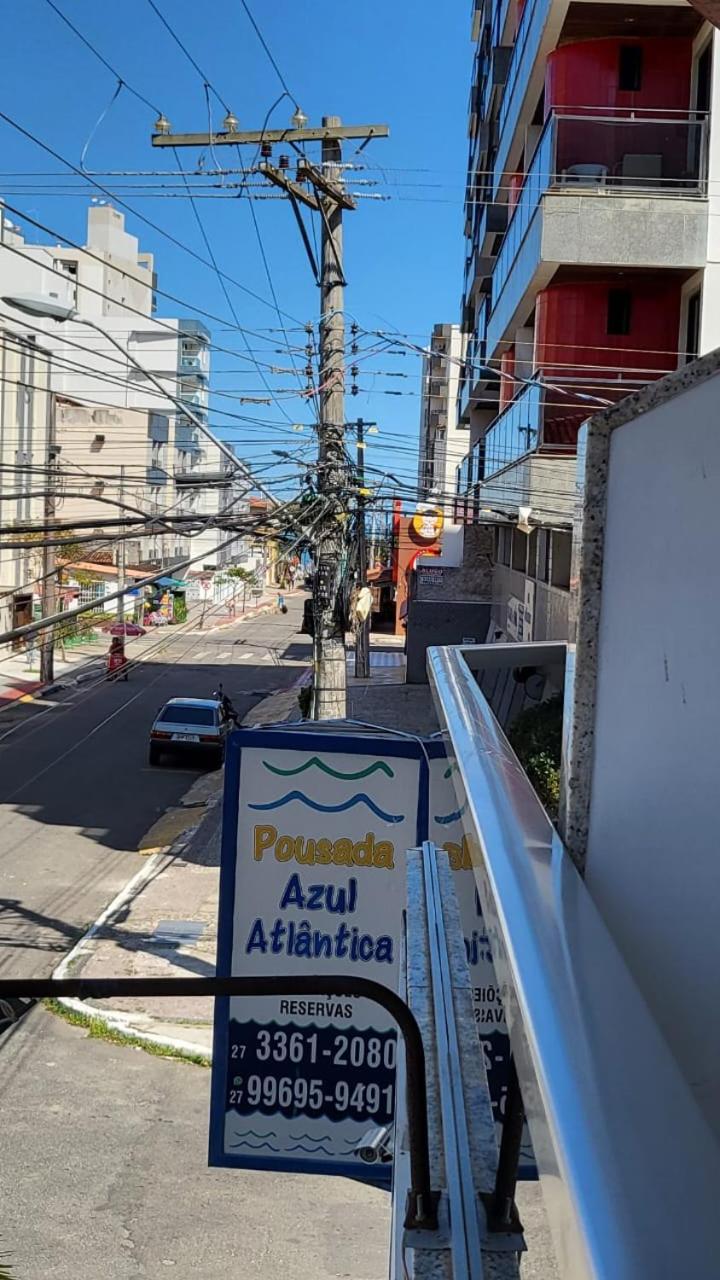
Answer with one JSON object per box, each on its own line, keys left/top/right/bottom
{"left": 0, "top": 600, "right": 310, "bottom": 980}
{"left": 0, "top": 1009, "right": 390, "bottom": 1280}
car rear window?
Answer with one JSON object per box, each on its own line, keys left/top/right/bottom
{"left": 158, "top": 705, "right": 216, "bottom": 726}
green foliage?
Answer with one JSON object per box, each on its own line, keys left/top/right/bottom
{"left": 173, "top": 595, "right": 188, "bottom": 623}
{"left": 44, "top": 1000, "right": 210, "bottom": 1068}
{"left": 507, "top": 694, "right": 563, "bottom": 820}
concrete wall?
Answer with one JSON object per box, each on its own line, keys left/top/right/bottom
{"left": 563, "top": 347, "right": 720, "bottom": 1142}
{"left": 492, "top": 564, "right": 570, "bottom": 642}
{"left": 541, "top": 192, "right": 708, "bottom": 271}
{"left": 406, "top": 599, "right": 491, "bottom": 683}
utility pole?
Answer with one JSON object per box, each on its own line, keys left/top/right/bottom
{"left": 152, "top": 112, "right": 389, "bottom": 720}
{"left": 39, "top": 393, "right": 59, "bottom": 685}
{"left": 311, "top": 117, "right": 348, "bottom": 717}
{"left": 354, "top": 418, "right": 371, "bottom": 680}
{"left": 116, "top": 465, "right": 126, "bottom": 623}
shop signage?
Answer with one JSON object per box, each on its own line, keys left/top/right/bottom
{"left": 209, "top": 729, "right": 426, "bottom": 1184}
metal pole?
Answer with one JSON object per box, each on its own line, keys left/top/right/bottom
{"left": 115, "top": 465, "right": 126, "bottom": 623}
{"left": 39, "top": 392, "right": 58, "bottom": 685}
{"left": 0, "top": 972, "right": 439, "bottom": 1230}
{"left": 312, "top": 115, "right": 348, "bottom": 720}
{"left": 354, "top": 417, "right": 370, "bottom": 679}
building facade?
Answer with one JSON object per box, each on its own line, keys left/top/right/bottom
{"left": 457, "top": 0, "right": 718, "bottom": 641}
{"left": 417, "top": 323, "right": 464, "bottom": 502}
{"left": 0, "top": 203, "right": 248, "bottom": 578}
{"left": 0, "top": 327, "right": 53, "bottom": 634}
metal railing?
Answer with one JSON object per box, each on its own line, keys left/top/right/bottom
{"left": 427, "top": 644, "right": 720, "bottom": 1278}
{"left": 492, "top": 110, "right": 707, "bottom": 314}
{"left": 3, "top": 974, "right": 438, "bottom": 1231}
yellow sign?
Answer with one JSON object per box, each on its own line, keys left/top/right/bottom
{"left": 411, "top": 505, "right": 444, "bottom": 541}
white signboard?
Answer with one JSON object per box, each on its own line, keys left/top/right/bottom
{"left": 427, "top": 744, "right": 535, "bottom": 1175}
{"left": 209, "top": 729, "right": 424, "bottom": 1184}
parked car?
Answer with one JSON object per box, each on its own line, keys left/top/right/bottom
{"left": 148, "top": 697, "right": 228, "bottom": 767}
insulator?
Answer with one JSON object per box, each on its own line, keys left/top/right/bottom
{"left": 261, "top": 141, "right": 272, "bottom": 159}
{"left": 278, "top": 154, "right": 290, "bottom": 170}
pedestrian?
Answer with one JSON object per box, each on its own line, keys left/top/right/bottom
{"left": 277, "top": 591, "right": 287, "bottom": 614}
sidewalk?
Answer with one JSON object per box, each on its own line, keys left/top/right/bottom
{"left": 55, "top": 659, "right": 437, "bottom": 1055}
{"left": 0, "top": 592, "right": 284, "bottom": 711}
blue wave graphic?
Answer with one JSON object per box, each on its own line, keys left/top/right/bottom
{"left": 249, "top": 790, "right": 404, "bottom": 824}
{"left": 434, "top": 802, "right": 467, "bottom": 826}
{"left": 232, "top": 1129, "right": 278, "bottom": 1141}
{"left": 290, "top": 1132, "right": 333, "bottom": 1143}
{"left": 229, "top": 1139, "right": 280, "bottom": 1152}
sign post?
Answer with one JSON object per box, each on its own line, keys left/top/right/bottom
{"left": 209, "top": 728, "right": 426, "bottom": 1182}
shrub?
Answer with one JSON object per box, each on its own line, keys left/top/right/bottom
{"left": 507, "top": 693, "right": 563, "bottom": 820}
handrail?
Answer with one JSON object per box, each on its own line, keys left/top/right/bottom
{"left": 427, "top": 644, "right": 720, "bottom": 1278}
{"left": 2, "top": 974, "right": 438, "bottom": 1231}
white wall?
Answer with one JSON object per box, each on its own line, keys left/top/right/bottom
{"left": 583, "top": 365, "right": 720, "bottom": 1139}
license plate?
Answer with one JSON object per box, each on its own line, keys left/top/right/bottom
{"left": 172, "top": 733, "right": 199, "bottom": 742}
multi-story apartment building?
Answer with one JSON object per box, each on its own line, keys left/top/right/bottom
{"left": 456, "top": 0, "right": 717, "bottom": 641}
{"left": 0, "top": 203, "right": 246, "bottom": 572}
{"left": 417, "top": 323, "right": 464, "bottom": 502}
{"left": 0, "top": 326, "right": 53, "bottom": 634}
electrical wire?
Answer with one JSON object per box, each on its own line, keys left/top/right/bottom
{"left": 0, "top": 109, "right": 305, "bottom": 326}
{"left": 40, "top": 0, "right": 162, "bottom": 115}
{"left": 145, "top": 0, "right": 232, "bottom": 114}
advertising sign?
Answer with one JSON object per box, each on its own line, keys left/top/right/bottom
{"left": 209, "top": 729, "right": 426, "bottom": 1184}
{"left": 427, "top": 743, "right": 535, "bottom": 1176}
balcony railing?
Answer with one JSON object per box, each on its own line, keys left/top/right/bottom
{"left": 483, "top": 379, "right": 544, "bottom": 478}
{"left": 427, "top": 642, "right": 720, "bottom": 1277}
{"left": 491, "top": 109, "right": 708, "bottom": 316}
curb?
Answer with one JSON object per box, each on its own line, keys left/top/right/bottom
{"left": 51, "top": 820, "right": 214, "bottom": 1063}
{"left": 48, "top": 607, "right": 309, "bottom": 1062}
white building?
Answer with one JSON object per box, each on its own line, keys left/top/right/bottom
{"left": 0, "top": 327, "right": 53, "bottom": 633}
{"left": 0, "top": 203, "right": 247, "bottom": 572}
{"left": 417, "top": 323, "right": 464, "bottom": 503}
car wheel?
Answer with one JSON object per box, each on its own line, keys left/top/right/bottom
{"left": 149, "top": 744, "right": 162, "bottom": 766}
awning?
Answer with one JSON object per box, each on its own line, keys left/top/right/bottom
{"left": 156, "top": 577, "right": 188, "bottom": 589}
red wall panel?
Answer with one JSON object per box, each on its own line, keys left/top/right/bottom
{"left": 534, "top": 279, "right": 681, "bottom": 388}
{"left": 499, "top": 344, "right": 516, "bottom": 411}
{"left": 546, "top": 38, "right": 692, "bottom": 114}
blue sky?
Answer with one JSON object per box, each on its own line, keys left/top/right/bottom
{"left": 0, "top": 0, "right": 470, "bottom": 493}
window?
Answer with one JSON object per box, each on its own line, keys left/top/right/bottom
{"left": 511, "top": 528, "right": 528, "bottom": 574}
{"left": 618, "top": 46, "right": 643, "bottom": 92}
{"left": 498, "top": 526, "right": 511, "bottom": 566}
{"left": 695, "top": 42, "right": 712, "bottom": 115}
{"left": 607, "top": 289, "right": 632, "bottom": 336}
{"left": 550, "top": 532, "right": 572, "bottom": 590}
{"left": 158, "top": 705, "right": 217, "bottom": 727}
{"left": 685, "top": 290, "right": 701, "bottom": 365}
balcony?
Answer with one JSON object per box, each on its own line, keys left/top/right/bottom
{"left": 146, "top": 465, "right": 169, "bottom": 486}
{"left": 179, "top": 354, "right": 207, "bottom": 375}
{"left": 483, "top": 379, "right": 544, "bottom": 478}
{"left": 487, "top": 110, "right": 708, "bottom": 356}
{"left": 175, "top": 423, "right": 202, "bottom": 451}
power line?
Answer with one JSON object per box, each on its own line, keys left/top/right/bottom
{"left": 238, "top": 0, "right": 297, "bottom": 104}
{"left": 41, "top": 0, "right": 161, "bottom": 115}
{"left": 0, "top": 109, "right": 305, "bottom": 326}
{"left": 145, "top": 0, "right": 232, "bottom": 114}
